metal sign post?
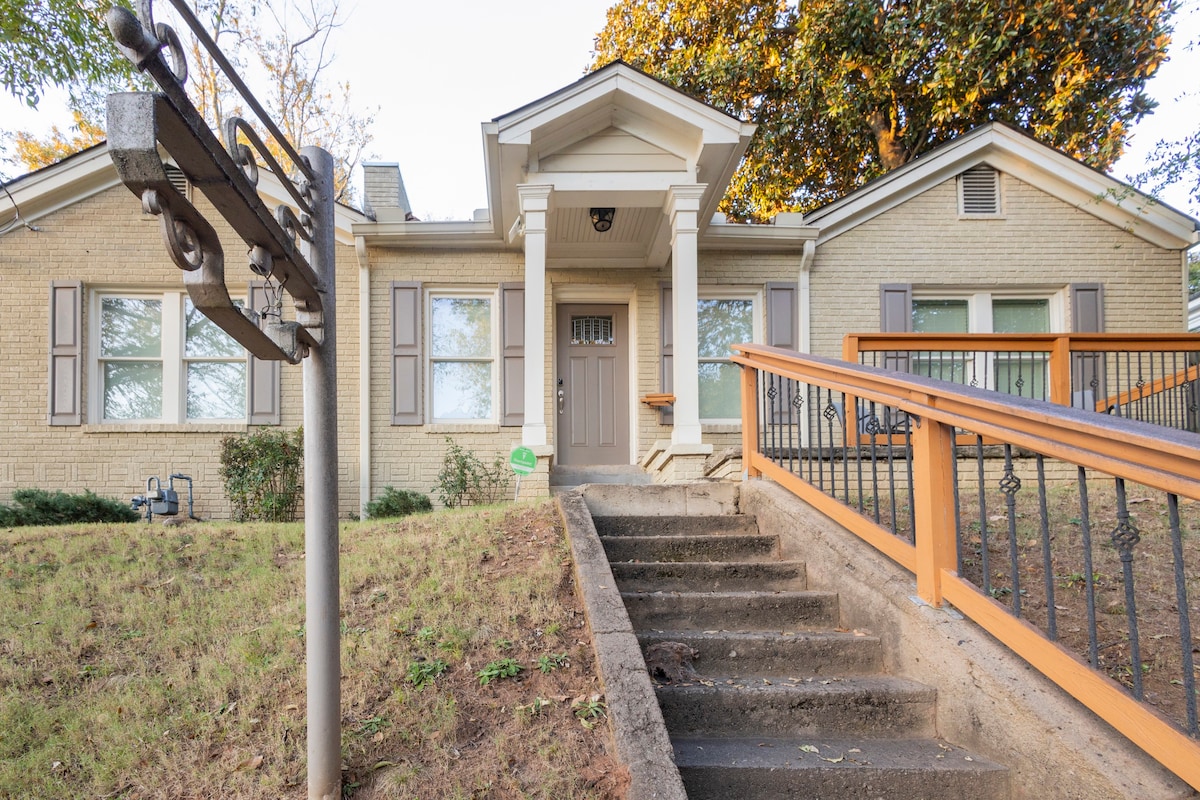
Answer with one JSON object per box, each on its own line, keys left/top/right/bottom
{"left": 105, "top": 2, "right": 341, "bottom": 796}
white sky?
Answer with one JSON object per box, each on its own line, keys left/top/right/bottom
{"left": 1, "top": 0, "right": 1197, "bottom": 220}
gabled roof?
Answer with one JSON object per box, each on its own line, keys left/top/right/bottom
{"left": 1, "top": 142, "right": 367, "bottom": 245}
{"left": 803, "top": 122, "right": 1200, "bottom": 250}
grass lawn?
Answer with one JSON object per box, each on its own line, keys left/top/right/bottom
{"left": 0, "top": 501, "right": 625, "bottom": 799}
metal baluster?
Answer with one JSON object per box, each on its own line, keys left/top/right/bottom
{"left": 1037, "top": 455, "right": 1058, "bottom": 640}
{"left": 976, "top": 436, "right": 991, "bottom": 596}
{"left": 1111, "top": 478, "right": 1144, "bottom": 700}
{"left": 1167, "top": 493, "right": 1198, "bottom": 735}
{"left": 1079, "top": 467, "right": 1100, "bottom": 668}
{"left": 1000, "top": 445, "right": 1023, "bottom": 615}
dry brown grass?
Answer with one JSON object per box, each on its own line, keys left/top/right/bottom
{"left": 0, "top": 502, "right": 626, "bottom": 799}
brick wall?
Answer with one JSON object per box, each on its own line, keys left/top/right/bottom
{"left": 809, "top": 176, "right": 1186, "bottom": 358}
{"left": 0, "top": 184, "right": 361, "bottom": 520}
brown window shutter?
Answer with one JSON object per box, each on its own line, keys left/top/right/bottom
{"left": 392, "top": 282, "right": 423, "bottom": 425}
{"left": 48, "top": 281, "right": 83, "bottom": 426}
{"left": 879, "top": 283, "right": 913, "bottom": 373}
{"left": 766, "top": 282, "right": 798, "bottom": 350}
{"left": 500, "top": 283, "right": 525, "bottom": 426}
{"left": 660, "top": 282, "right": 673, "bottom": 425}
{"left": 246, "top": 282, "right": 281, "bottom": 425}
{"left": 1070, "top": 283, "right": 1105, "bottom": 333}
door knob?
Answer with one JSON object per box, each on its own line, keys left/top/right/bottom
{"left": 557, "top": 389, "right": 565, "bottom": 414}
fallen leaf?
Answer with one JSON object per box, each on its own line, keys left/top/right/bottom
{"left": 233, "top": 754, "right": 263, "bottom": 772}
{"left": 799, "top": 744, "right": 819, "bottom": 753}
{"left": 820, "top": 754, "right": 845, "bottom": 763}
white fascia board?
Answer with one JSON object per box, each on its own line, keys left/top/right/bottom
{"left": 351, "top": 219, "right": 505, "bottom": 248}
{"left": 700, "top": 221, "right": 820, "bottom": 252}
{"left": 808, "top": 124, "right": 1200, "bottom": 250}
{"left": 1, "top": 146, "right": 123, "bottom": 230}
{"left": 523, "top": 170, "right": 688, "bottom": 196}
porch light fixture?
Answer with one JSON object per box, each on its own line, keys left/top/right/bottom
{"left": 590, "top": 207, "right": 615, "bottom": 232}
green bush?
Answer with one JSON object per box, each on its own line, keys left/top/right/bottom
{"left": 218, "top": 427, "right": 304, "bottom": 522}
{"left": 364, "top": 487, "right": 432, "bottom": 519}
{"left": 435, "top": 438, "right": 510, "bottom": 508}
{"left": 0, "top": 489, "right": 138, "bottom": 526}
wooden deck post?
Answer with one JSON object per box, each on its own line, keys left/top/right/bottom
{"left": 740, "top": 361, "right": 761, "bottom": 478}
{"left": 911, "top": 410, "right": 957, "bottom": 606}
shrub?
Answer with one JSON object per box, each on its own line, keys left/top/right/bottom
{"left": 434, "top": 438, "right": 510, "bottom": 508}
{"left": 218, "top": 427, "right": 304, "bottom": 522}
{"left": 364, "top": 487, "right": 432, "bottom": 519}
{"left": 0, "top": 489, "right": 138, "bottom": 526}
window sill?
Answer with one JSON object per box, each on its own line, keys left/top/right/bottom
{"left": 425, "top": 423, "right": 501, "bottom": 434}
{"left": 701, "top": 423, "right": 742, "bottom": 433}
{"left": 83, "top": 422, "right": 249, "bottom": 434}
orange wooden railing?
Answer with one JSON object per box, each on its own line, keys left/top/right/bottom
{"left": 734, "top": 342, "right": 1200, "bottom": 792}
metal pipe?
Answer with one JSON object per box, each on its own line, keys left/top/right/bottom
{"left": 300, "top": 146, "right": 340, "bottom": 800}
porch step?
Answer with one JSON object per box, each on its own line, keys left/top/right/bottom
{"left": 611, "top": 560, "right": 807, "bottom": 592}
{"left": 672, "top": 736, "right": 1010, "bottom": 800}
{"left": 655, "top": 677, "right": 937, "bottom": 738}
{"left": 622, "top": 590, "right": 839, "bottom": 632}
{"left": 637, "top": 630, "right": 882, "bottom": 677}
{"left": 601, "top": 533, "right": 779, "bottom": 563}
{"left": 593, "top": 514, "right": 759, "bottom": 538}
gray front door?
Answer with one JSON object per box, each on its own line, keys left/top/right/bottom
{"left": 556, "top": 304, "right": 630, "bottom": 466}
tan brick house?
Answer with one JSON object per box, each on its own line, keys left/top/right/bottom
{"left": 2, "top": 62, "right": 1197, "bottom": 518}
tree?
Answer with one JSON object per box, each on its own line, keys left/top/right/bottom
{"left": 0, "top": 0, "right": 133, "bottom": 108}
{"left": 593, "top": 0, "right": 1177, "bottom": 221}
{"left": 8, "top": 0, "right": 374, "bottom": 201}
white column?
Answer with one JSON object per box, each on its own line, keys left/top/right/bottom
{"left": 519, "top": 185, "right": 552, "bottom": 447}
{"left": 666, "top": 185, "right": 706, "bottom": 446}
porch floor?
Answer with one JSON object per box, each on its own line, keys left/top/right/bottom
{"left": 549, "top": 464, "right": 653, "bottom": 493}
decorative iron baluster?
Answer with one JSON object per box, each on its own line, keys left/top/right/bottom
{"left": 1078, "top": 467, "right": 1100, "bottom": 668}
{"left": 976, "top": 436, "right": 992, "bottom": 596}
{"left": 865, "top": 404, "right": 882, "bottom": 524}
{"left": 1111, "top": 478, "right": 1144, "bottom": 700}
{"left": 999, "top": 445, "right": 1023, "bottom": 614}
{"left": 1167, "top": 493, "right": 1198, "bottom": 735}
{"left": 1036, "top": 455, "right": 1058, "bottom": 640}
{"left": 903, "top": 419, "right": 916, "bottom": 542}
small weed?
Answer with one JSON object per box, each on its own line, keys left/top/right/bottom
{"left": 572, "top": 695, "right": 606, "bottom": 729}
{"left": 477, "top": 658, "right": 523, "bottom": 685}
{"left": 544, "top": 622, "right": 563, "bottom": 636}
{"left": 494, "top": 637, "right": 513, "bottom": 650}
{"left": 515, "top": 698, "right": 552, "bottom": 717}
{"left": 416, "top": 626, "right": 438, "bottom": 646}
{"left": 537, "top": 653, "right": 570, "bottom": 674}
{"left": 406, "top": 658, "right": 448, "bottom": 690}
{"left": 356, "top": 716, "right": 389, "bottom": 736}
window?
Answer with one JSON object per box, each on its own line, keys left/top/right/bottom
{"left": 698, "top": 293, "right": 760, "bottom": 421}
{"left": 912, "top": 291, "right": 1054, "bottom": 398}
{"left": 429, "top": 293, "right": 495, "bottom": 422}
{"left": 95, "top": 291, "right": 246, "bottom": 422}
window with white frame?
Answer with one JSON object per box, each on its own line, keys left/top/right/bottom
{"left": 429, "top": 292, "right": 495, "bottom": 422}
{"left": 698, "top": 292, "right": 760, "bottom": 422}
{"left": 912, "top": 291, "right": 1055, "bottom": 398}
{"left": 95, "top": 292, "right": 246, "bottom": 422}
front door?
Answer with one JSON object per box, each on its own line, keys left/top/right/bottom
{"left": 555, "top": 304, "right": 630, "bottom": 466}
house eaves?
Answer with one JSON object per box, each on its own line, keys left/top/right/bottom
{"left": 0, "top": 141, "right": 367, "bottom": 246}
{"left": 804, "top": 122, "right": 1200, "bottom": 251}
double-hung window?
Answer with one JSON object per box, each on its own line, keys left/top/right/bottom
{"left": 911, "top": 291, "right": 1055, "bottom": 399}
{"left": 95, "top": 291, "right": 246, "bottom": 422}
{"left": 429, "top": 292, "right": 496, "bottom": 422}
{"left": 697, "top": 292, "right": 760, "bottom": 422}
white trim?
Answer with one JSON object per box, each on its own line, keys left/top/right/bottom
{"left": 355, "top": 236, "right": 372, "bottom": 518}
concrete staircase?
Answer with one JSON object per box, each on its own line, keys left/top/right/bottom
{"left": 591, "top": 496, "right": 1011, "bottom": 799}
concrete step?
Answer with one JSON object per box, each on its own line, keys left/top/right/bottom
{"left": 672, "top": 736, "right": 1011, "bottom": 800}
{"left": 638, "top": 630, "right": 883, "bottom": 678}
{"left": 623, "top": 590, "right": 839, "bottom": 632}
{"left": 601, "top": 533, "right": 779, "bottom": 563}
{"left": 656, "top": 677, "right": 937, "bottom": 739}
{"left": 612, "top": 560, "right": 808, "bottom": 593}
{"left": 593, "top": 514, "right": 759, "bottom": 538}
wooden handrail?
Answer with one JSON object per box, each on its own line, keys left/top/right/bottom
{"left": 735, "top": 342, "right": 1200, "bottom": 792}
{"left": 1097, "top": 364, "right": 1200, "bottom": 412}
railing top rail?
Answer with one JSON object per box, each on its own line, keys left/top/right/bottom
{"left": 733, "top": 343, "right": 1200, "bottom": 499}
{"left": 844, "top": 332, "right": 1200, "bottom": 353}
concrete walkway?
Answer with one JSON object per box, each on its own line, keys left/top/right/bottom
{"left": 549, "top": 464, "right": 653, "bottom": 492}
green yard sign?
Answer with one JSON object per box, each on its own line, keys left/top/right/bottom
{"left": 510, "top": 446, "right": 537, "bottom": 476}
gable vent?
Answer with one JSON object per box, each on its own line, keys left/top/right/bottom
{"left": 959, "top": 164, "right": 1000, "bottom": 215}
{"left": 163, "top": 164, "right": 190, "bottom": 197}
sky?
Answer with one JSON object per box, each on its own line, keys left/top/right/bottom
{"left": 1, "top": 0, "right": 1197, "bottom": 221}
